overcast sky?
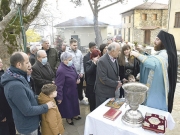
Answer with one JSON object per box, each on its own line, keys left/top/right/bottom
{"left": 49, "top": 0, "right": 169, "bottom": 25}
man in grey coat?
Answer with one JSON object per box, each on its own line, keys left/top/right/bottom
{"left": 67, "top": 38, "right": 88, "bottom": 105}
{"left": 95, "top": 42, "right": 122, "bottom": 107}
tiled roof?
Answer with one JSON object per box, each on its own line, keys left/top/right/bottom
{"left": 54, "top": 16, "right": 109, "bottom": 28}
{"left": 120, "top": 2, "right": 168, "bottom": 14}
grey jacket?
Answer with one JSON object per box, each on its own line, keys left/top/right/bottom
{"left": 95, "top": 53, "right": 119, "bottom": 98}
{"left": 67, "top": 48, "right": 84, "bottom": 74}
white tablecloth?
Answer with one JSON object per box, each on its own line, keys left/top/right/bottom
{"left": 84, "top": 99, "right": 175, "bottom": 135}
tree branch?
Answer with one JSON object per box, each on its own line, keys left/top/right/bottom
{"left": 98, "top": 0, "right": 121, "bottom": 12}
{"left": 24, "top": 0, "right": 45, "bottom": 30}
{"left": 88, "top": 0, "right": 95, "bottom": 16}
{"left": 0, "top": 6, "right": 18, "bottom": 32}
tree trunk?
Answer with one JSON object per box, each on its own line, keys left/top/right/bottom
{"left": 0, "top": 0, "right": 45, "bottom": 68}
{"left": 93, "top": 1, "right": 102, "bottom": 47}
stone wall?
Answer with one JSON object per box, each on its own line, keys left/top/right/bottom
{"left": 134, "top": 9, "right": 168, "bottom": 28}
{"left": 122, "top": 9, "right": 168, "bottom": 45}
{"left": 133, "top": 28, "right": 144, "bottom": 44}
{"left": 133, "top": 28, "right": 167, "bottom": 46}
{"left": 162, "top": 10, "right": 168, "bottom": 28}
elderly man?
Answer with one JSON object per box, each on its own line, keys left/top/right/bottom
{"left": 130, "top": 30, "right": 177, "bottom": 112}
{"left": 67, "top": 38, "right": 88, "bottom": 105}
{"left": 29, "top": 45, "right": 38, "bottom": 66}
{"left": 1, "top": 52, "right": 55, "bottom": 135}
{"left": 95, "top": 42, "right": 122, "bottom": 107}
{"left": 31, "top": 50, "right": 55, "bottom": 95}
{"left": 41, "top": 39, "right": 60, "bottom": 73}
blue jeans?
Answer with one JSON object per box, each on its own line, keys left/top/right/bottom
{"left": 19, "top": 129, "right": 38, "bottom": 135}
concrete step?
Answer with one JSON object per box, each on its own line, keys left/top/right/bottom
{"left": 178, "top": 71, "right": 180, "bottom": 75}
{"left": 177, "top": 75, "right": 180, "bottom": 80}
{"left": 177, "top": 79, "right": 180, "bottom": 83}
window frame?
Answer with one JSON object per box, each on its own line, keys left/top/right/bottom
{"left": 142, "top": 13, "right": 147, "bottom": 21}
{"left": 153, "top": 14, "right": 157, "bottom": 20}
{"left": 174, "top": 12, "right": 180, "bottom": 28}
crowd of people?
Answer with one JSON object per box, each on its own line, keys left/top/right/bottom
{"left": 0, "top": 30, "right": 178, "bottom": 135}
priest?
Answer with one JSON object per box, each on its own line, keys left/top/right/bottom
{"left": 130, "top": 30, "right": 177, "bottom": 113}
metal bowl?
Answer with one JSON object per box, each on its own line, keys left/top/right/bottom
{"left": 122, "top": 82, "right": 149, "bottom": 127}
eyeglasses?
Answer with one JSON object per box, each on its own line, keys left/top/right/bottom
{"left": 28, "top": 69, "right": 32, "bottom": 71}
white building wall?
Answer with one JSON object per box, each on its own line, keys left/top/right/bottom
{"left": 58, "top": 27, "right": 108, "bottom": 47}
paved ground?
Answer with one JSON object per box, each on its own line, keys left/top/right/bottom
{"left": 63, "top": 83, "right": 180, "bottom": 135}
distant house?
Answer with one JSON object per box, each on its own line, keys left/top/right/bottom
{"left": 120, "top": 2, "right": 168, "bottom": 45}
{"left": 54, "top": 16, "right": 109, "bottom": 49}
{"left": 168, "top": 0, "right": 180, "bottom": 50}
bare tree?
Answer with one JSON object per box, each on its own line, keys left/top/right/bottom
{"left": 0, "top": 0, "right": 45, "bottom": 67}
{"left": 71, "top": 0, "right": 124, "bottom": 46}
{"left": 29, "top": 2, "right": 62, "bottom": 44}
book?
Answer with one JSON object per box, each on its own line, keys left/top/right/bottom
{"left": 142, "top": 112, "right": 167, "bottom": 133}
{"left": 103, "top": 108, "right": 122, "bottom": 121}
{"left": 105, "top": 99, "right": 125, "bottom": 109}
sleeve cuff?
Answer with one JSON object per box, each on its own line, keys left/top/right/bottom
{"left": 137, "top": 54, "right": 147, "bottom": 63}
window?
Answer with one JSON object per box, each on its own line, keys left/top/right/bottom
{"left": 124, "top": 17, "right": 126, "bottom": 23}
{"left": 174, "top": 12, "right": 180, "bottom": 28}
{"left": 118, "top": 30, "right": 121, "bottom": 34}
{"left": 142, "top": 13, "right": 147, "bottom": 20}
{"left": 153, "top": 14, "right": 157, "bottom": 20}
{"left": 129, "top": 16, "right": 131, "bottom": 23}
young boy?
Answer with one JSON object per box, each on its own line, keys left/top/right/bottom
{"left": 38, "top": 84, "right": 64, "bottom": 135}
{"left": 128, "top": 74, "right": 136, "bottom": 82}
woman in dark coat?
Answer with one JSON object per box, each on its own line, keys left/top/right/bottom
{"left": 99, "top": 43, "right": 108, "bottom": 56}
{"left": 55, "top": 52, "right": 80, "bottom": 125}
{"left": 85, "top": 50, "right": 101, "bottom": 112}
{"left": 0, "top": 58, "right": 16, "bottom": 135}
{"left": 118, "top": 45, "right": 140, "bottom": 97}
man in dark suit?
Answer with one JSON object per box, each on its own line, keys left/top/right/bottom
{"left": 83, "top": 42, "right": 96, "bottom": 82}
{"left": 95, "top": 42, "right": 122, "bottom": 107}
{"left": 31, "top": 50, "right": 55, "bottom": 95}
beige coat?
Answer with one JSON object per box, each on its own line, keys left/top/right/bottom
{"left": 38, "top": 93, "right": 64, "bottom": 135}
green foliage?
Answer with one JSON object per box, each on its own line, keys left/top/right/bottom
{"left": 133, "top": 41, "right": 138, "bottom": 46}
{"left": 143, "top": 44, "right": 147, "bottom": 48}
{"left": 0, "top": 0, "right": 10, "bottom": 16}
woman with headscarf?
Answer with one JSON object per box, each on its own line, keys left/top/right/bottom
{"left": 85, "top": 49, "right": 101, "bottom": 112}
{"left": 55, "top": 52, "right": 81, "bottom": 125}
{"left": 130, "top": 30, "right": 177, "bottom": 113}
{"left": 118, "top": 44, "right": 140, "bottom": 97}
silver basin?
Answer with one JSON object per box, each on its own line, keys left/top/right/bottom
{"left": 121, "top": 82, "right": 149, "bottom": 127}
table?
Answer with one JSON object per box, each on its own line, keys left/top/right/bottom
{"left": 84, "top": 99, "right": 175, "bottom": 135}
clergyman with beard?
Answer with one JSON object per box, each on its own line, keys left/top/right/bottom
{"left": 130, "top": 30, "right": 177, "bottom": 113}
